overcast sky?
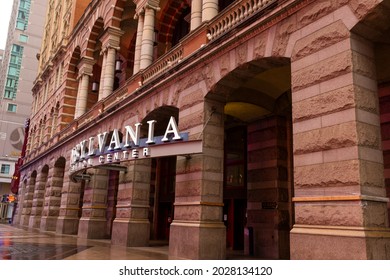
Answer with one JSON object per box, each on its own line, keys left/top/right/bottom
{"left": 0, "top": 1, "right": 13, "bottom": 50}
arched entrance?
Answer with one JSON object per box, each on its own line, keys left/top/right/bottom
{"left": 355, "top": 4, "right": 390, "bottom": 226}
{"left": 215, "top": 58, "right": 293, "bottom": 259}
{"left": 142, "top": 106, "right": 179, "bottom": 243}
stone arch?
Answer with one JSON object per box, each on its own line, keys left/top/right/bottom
{"left": 40, "top": 157, "right": 67, "bottom": 231}
{"left": 29, "top": 165, "right": 49, "bottom": 228}
{"left": 118, "top": 0, "right": 137, "bottom": 79}
{"left": 85, "top": 18, "right": 105, "bottom": 58}
{"left": 158, "top": 0, "right": 191, "bottom": 51}
{"left": 141, "top": 105, "right": 180, "bottom": 135}
{"left": 20, "top": 170, "right": 37, "bottom": 226}
{"left": 62, "top": 46, "right": 81, "bottom": 123}
{"left": 139, "top": 105, "right": 180, "bottom": 242}
{"left": 349, "top": 0, "right": 390, "bottom": 227}
{"left": 201, "top": 56, "right": 293, "bottom": 259}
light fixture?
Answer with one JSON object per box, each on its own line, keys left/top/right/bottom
{"left": 92, "top": 81, "right": 99, "bottom": 92}
{"left": 115, "top": 59, "right": 122, "bottom": 73}
{"left": 154, "top": 29, "right": 158, "bottom": 46}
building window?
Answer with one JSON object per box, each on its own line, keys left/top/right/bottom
{"left": 7, "top": 104, "right": 17, "bottom": 113}
{"left": 16, "top": 20, "right": 26, "bottom": 30}
{"left": 12, "top": 44, "right": 22, "bottom": 53}
{"left": 4, "top": 90, "right": 15, "bottom": 99}
{"left": 19, "top": 34, "right": 28, "bottom": 43}
{"left": 0, "top": 164, "right": 11, "bottom": 174}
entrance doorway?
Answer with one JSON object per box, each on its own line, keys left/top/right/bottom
{"left": 223, "top": 126, "right": 247, "bottom": 250}
{"left": 149, "top": 157, "right": 176, "bottom": 241}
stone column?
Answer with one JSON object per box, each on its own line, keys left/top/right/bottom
{"left": 100, "top": 27, "right": 123, "bottom": 99}
{"left": 140, "top": 5, "right": 158, "bottom": 70}
{"left": 290, "top": 27, "right": 390, "bottom": 259}
{"left": 102, "top": 47, "right": 117, "bottom": 99}
{"left": 78, "top": 169, "right": 109, "bottom": 239}
{"left": 202, "top": 0, "right": 218, "bottom": 22}
{"left": 191, "top": 0, "right": 202, "bottom": 30}
{"left": 56, "top": 167, "right": 83, "bottom": 235}
{"left": 13, "top": 181, "right": 26, "bottom": 225}
{"left": 50, "top": 110, "right": 58, "bottom": 138}
{"left": 111, "top": 160, "right": 151, "bottom": 246}
{"left": 133, "top": 10, "right": 144, "bottom": 74}
{"left": 169, "top": 100, "right": 226, "bottom": 259}
{"left": 40, "top": 164, "right": 65, "bottom": 231}
{"left": 20, "top": 173, "right": 36, "bottom": 226}
{"left": 28, "top": 169, "right": 48, "bottom": 228}
{"left": 75, "top": 57, "right": 94, "bottom": 118}
{"left": 98, "top": 51, "right": 107, "bottom": 100}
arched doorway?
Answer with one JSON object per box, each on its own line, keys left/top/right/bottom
{"left": 355, "top": 5, "right": 390, "bottom": 226}
{"left": 214, "top": 58, "right": 293, "bottom": 259}
{"left": 142, "top": 106, "right": 179, "bottom": 243}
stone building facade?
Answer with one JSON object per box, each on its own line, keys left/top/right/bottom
{"left": 13, "top": 0, "right": 390, "bottom": 259}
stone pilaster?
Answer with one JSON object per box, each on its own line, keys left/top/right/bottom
{"left": 78, "top": 169, "right": 109, "bottom": 239}
{"left": 111, "top": 160, "right": 151, "bottom": 246}
{"left": 13, "top": 181, "right": 26, "bottom": 225}
{"left": 169, "top": 100, "right": 226, "bottom": 259}
{"left": 20, "top": 173, "right": 36, "bottom": 226}
{"left": 56, "top": 168, "right": 83, "bottom": 235}
{"left": 40, "top": 164, "right": 65, "bottom": 231}
{"left": 28, "top": 168, "right": 48, "bottom": 228}
{"left": 290, "top": 25, "right": 390, "bottom": 259}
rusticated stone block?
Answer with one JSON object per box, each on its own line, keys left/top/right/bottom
{"left": 176, "top": 155, "right": 202, "bottom": 174}
{"left": 295, "top": 201, "right": 365, "bottom": 226}
{"left": 293, "top": 85, "right": 355, "bottom": 122}
{"left": 292, "top": 20, "right": 349, "bottom": 61}
{"left": 179, "top": 89, "right": 203, "bottom": 110}
{"left": 292, "top": 51, "right": 352, "bottom": 91}
{"left": 294, "top": 160, "right": 360, "bottom": 188}
{"left": 294, "top": 122, "right": 359, "bottom": 154}
{"left": 297, "top": 0, "right": 349, "bottom": 28}
{"left": 203, "top": 132, "right": 223, "bottom": 149}
{"left": 348, "top": 0, "right": 383, "bottom": 20}
{"left": 253, "top": 31, "right": 268, "bottom": 59}
{"left": 352, "top": 51, "right": 376, "bottom": 79}
{"left": 291, "top": 231, "right": 369, "bottom": 259}
{"left": 174, "top": 204, "right": 202, "bottom": 221}
{"left": 273, "top": 14, "right": 297, "bottom": 56}
{"left": 176, "top": 180, "right": 201, "bottom": 197}
{"left": 363, "top": 201, "right": 388, "bottom": 227}
{"left": 357, "top": 122, "right": 381, "bottom": 149}
{"left": 179, "top": 110, "right": 203, "bottom": 131}
{"left": 202, "top": 180, "right": 222, "bottom": 198}
{"left": 203, "top": 156, "right": 223, "bottom": 173}
{"left": 169, "top": 222, "right": 226, "bottom": 259}
{"left": 360, "top": 160, "right": 385, "bottom": 189}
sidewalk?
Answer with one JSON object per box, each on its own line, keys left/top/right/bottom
{"left": 0, "top": 224, "right": 169, "bottom": 260}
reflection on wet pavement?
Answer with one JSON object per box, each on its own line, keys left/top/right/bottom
{"left": 0, "top": 224, "right": 169, "bottom": 260}
{"left": 0, "top": 240, "right": 90, "bottom": 260}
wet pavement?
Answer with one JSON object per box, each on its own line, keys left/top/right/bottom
{"left": 0, "top": 224, "right": 169, "bottom": 260}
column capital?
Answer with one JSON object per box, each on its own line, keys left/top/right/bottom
{"left": 77, "top": 57, "right": 94, "bottom": 78}
{"left": 100, "top": 27, "right": 124, "bottom": 52}
{"left": 134, "top": 0, "right": 160, "bottom": 15}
